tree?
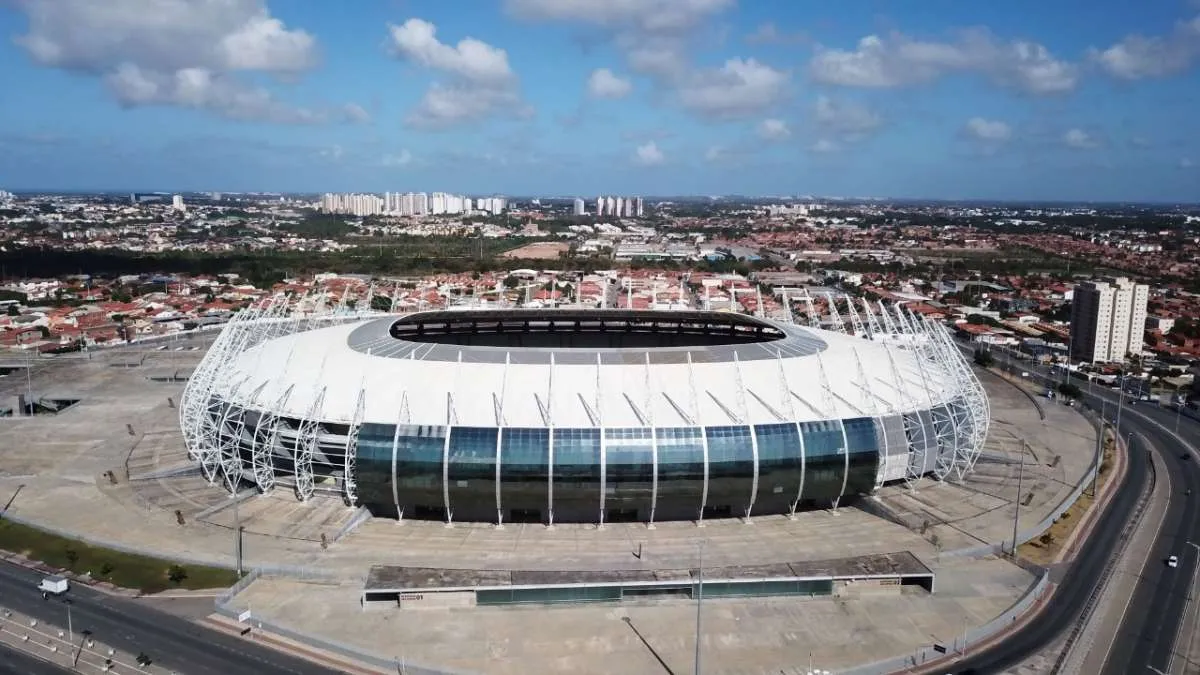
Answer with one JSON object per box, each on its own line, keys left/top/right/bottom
{"left": 370, "top": 294, "right": 392, "bottom": 312}
{"left": 973, "top": 349, "right": 995, "bottom": 368}
{"left": 1057, "top": 382, "right": 1082, "bottom": 399}
{"left": 5, "top": 304, "right": 18, "bottom": 316}
{"left": 167, "top": 564, "right": 188, "bottom": 585}
{"left": 503, "top": 275, "right": 520, "bottom": 289}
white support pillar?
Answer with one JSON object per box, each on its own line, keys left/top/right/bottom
{"left": 390, "top": 400, "right": 405, "bottom": 522}
{"left": 732, "top": 352, "right": 758, "bottom": 521}
{"left": 645, "top": 352, "right": 658, "bottom": 528}
{"left": 547, "top": 352, "right": 556, "bottom": 527}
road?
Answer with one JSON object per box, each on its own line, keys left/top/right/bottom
{"left": 0, "top": 644, "right": 73, "bottom": 674}
{"left": 0, "top": 562, "right": 341, "bottom": 675}
{"left": 944, "top": 346, "right": 1200, "bottom": 674}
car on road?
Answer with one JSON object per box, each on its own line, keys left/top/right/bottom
{"left": 1183, "top": 453, "right": 1192, "bottom": 461}
{"left": 1168, "top": 555, "right": 1179, "bottom": 568}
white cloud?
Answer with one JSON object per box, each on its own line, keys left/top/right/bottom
{"left": 704, "top": 145, "right": 725, "bottom": 162}
{"left": 318, "top": 145, "right": 344, "bottom": 161}
{"left": 634, "top": 141, "right": 665, "bottom": 165}
{"left": 1181, "top": 157, "right": 1195, "bottom": 169}
{"left": 810, "top": 139, "right": 839, "bottom": 154}
{"left": 587, "top": 68, "right": 633, "bottom": 99}
{"left": 964, "top": 117, "right": 1012, "bottom": 142}
{"left": 382, "top": 150, "right": 414, "bottom": 167}
{"left": 9, "top": 0, "right": 343, "bottom": 122}
{"left": 813, "top": 96, "right": 882, "bottom": 139}
{"left": 387, "top": 18, "right": 528, "bottom": 128}
{"left": 745, "top": 22, "right": 809, "bottom": 46}
{"left": 810, "top": 29, "right": 1078, "bottom": 94}
{"left": 1063, "top": 128, "right": 1099, "bottom": 149}
{"left": 758, "top": 118, "right": 791, "bottom": 140}
{"left": 507, "top": 0, "right": 785, "bottom": 118}
{"left": 341, "top": 103, "right": 371, "bottom": 124}
{"left": 388, "top": 18, "right": 514, "bottom": 84}
{"left": 676, "top": 58, "right": 788, "bottom": 118}
{"left": 1088, "top": 16, "right": 1200, "bottom": 80}
{"left": 506, "top": 0, "right": 733, "bottom": 34}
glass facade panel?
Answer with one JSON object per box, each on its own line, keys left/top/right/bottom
{"left": 499, "top": 428, "right": 549, "bottom": 522}
{"left": 654, "top": 427, "right": 705, "bottom": 520}
{"left": 447, "top": 426, "right": 499, "bottom": 522}
{"left": 553, "top": 428, "right": 602, "bottom": 522}
{"left": 799, "top": 420, "right": 844, "bottom": 502}
{"left": 753, "top": 423, "right": 803, "bottom": 513}
{"left": 704, "top": 426, "right": 754, "bottom": 515}
{"left": 841, "top": 417, "right": 881, "bottom": 496}
{"left": 394, "top": 424, "right": 446, "bottom": 518}
{"left": 355, "top": 423, "right": 397, "bottom": 517}
{"left": 604, "top": 428, "right": 654, "bottom": 520}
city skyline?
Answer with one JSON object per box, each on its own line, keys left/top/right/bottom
{"left": 1, "top": 1, "right": 1199, "bottom": 201}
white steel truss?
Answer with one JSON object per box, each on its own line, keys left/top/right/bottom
{"left": 180, "top": 287, "right": 990, "bottom": 518}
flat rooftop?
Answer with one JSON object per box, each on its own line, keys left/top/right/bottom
{"left": 365, "top": 551, "right": 932, "bottom": 593}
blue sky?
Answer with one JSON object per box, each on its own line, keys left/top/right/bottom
{"left": 1, "top": 0, "right": 1199, "bottom": 202}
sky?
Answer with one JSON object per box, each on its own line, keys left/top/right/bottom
{"left": 1, "top": 0, "right": 1199, "bottom": 202}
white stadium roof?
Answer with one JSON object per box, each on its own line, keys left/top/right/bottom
{"left": 224, "top": 316, "right": 956, "bottom": 428}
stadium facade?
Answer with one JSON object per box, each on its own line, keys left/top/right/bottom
{"left": 180, "top": 297, "right": 989, "bottom": 525}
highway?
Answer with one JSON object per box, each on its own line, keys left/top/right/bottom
{"left": 0, "top": 644, "right": 73, "bottom": 674}
{"left": 944, "top": 347, "right": 1200, "bottom": 674}
{"left": 0, "top": 562, "right": 341, "bottom": 675}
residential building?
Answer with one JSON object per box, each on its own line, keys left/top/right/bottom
{"left": 1069, "top": 277, "right": 1149, "bottom": 363}
{"left": 573, "top": 198, "right": 585, "bottom": 216}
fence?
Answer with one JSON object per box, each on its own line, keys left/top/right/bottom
{"left": 837, "top": 570, "right": 1051, "bottom": 675}
{"left": 212, "top": 574, "right": 467, "bottom": 675}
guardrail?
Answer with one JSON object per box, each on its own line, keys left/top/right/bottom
{"left": 1049, "top": 431, "right": 1156, "bottom": 674}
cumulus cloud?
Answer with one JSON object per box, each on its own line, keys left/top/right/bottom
{"left": 1088, "top": 15, "right": 1200, "bottom": 80}
{"left": 758, "top": 118, "right": 791, "bottom": 140}
{"left": 810, "top": 139, "right": 840, "bottom": 154}
{"left": 676, "top": 58, "right": 788, "bottom": 118}
{"left": 388, "top": 18, "right": 528, "bottom": 128}
{"left": 587, "top": 68, "right": 633, "bottom": 99}
{"left": 1063, "top": 128, "right": 1099, "bottom": 149}
{"left": 813, "top": 96, "right": 882, "bottom": 140}
{"left": 506, "top": 0, "right": 786, "bottom": 118}
{"left": 8, "top": 0, "right": 358, "bottom": 123}
{"left": 634, "top": 141, "right": 665, "bottom": 165}
{"left": 810, "top": 29, "right": 1078, "bottom": 94}
{"left": 506, "top": 0, "right": 733, "bottom": 34}
{"left": 381, "top": 150, "right": 414, "bottom": 167}
{"left": 1181, "top": 157, "right": 1195, "bottom": 169}
{"left": 964, "top": 117, "right": 1012, "bottom": 142}
{"left": 745, "top": 22, "right": 809, "bottom": 46}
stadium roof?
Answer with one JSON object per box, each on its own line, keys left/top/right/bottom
{"left": 226, "top": 314, "right": 955, "bottom": 428}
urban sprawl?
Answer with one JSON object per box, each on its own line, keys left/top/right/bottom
{"left": 1, "top": 189, "right": 1198, "bottom": 405}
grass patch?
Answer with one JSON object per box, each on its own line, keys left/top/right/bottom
{"left": 0, "top": 518, "right": 238, "bottom": 594}
{"left": 1018, "top": 430, "right": 1116, "bottom": 565}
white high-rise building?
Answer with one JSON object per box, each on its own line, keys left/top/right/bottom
{"left": 615, "top": 197, "right": 624, "bottom": 218}
{"left": 595, "top": 197, "right": 604, "bottom": 216}
{"left": 1069, "top": 277, "right": 1150, "bottom": 364}
{"left": 171, "top": 195, "right": 186, "bottom": 212}
{"left": 635, "top": 197, "right": 644, "bottom": 217}
{"left": 605, "top": 196, "right": 616, "bottom": 216}
{"left": 573, "top": 198, "right": 585, "bottom": 216}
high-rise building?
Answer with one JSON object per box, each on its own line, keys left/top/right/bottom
{"left": 615, "top": 197, "right": 624, "bottom": 217}
{"left": 573, "top": 198, "right": 585, "bottom": 216}
{"left": 595, "top": 196, "right": 604, "bottom": 216}
{"left": 605, "top": 196, "right": 616, "bottom": 216}
{"left": 1069, "top": 277, "right": 1149, "bottom": 364}
{"left": 635, "top": 197, "right": 644, "bottom": 217}
{"left": 171, "top": 195, "right": 186, "bottom": 212}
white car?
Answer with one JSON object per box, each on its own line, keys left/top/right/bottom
{"left": 1168, "top": 555, "right": 1179, "bottom": 568}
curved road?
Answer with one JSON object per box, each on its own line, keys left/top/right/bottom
{"left": 944, "top": 348, "right": 1200, "bottom": 674}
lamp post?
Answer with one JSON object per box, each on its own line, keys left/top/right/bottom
{"left": 694, "top": 539, "right": 706, "bottom": 675}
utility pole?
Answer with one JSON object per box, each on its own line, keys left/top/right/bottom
{"left": 234, "top": 494, "right": 244, "bottom": 578}
{"left": 1115, "top": 375, "right": 1125, "bottom": 433}
{"left": 694, "top": 540, "right": 705, "bottom": 675}
{"left": 1012, "top": 441, "right": 1026, "bottom": 560}
{"left": 1091, "top": 423, "right": 1103, "bottom": 498}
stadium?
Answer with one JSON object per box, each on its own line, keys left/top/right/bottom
{"left": 179, "top": 298, "right": 989, "bottom": 526}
